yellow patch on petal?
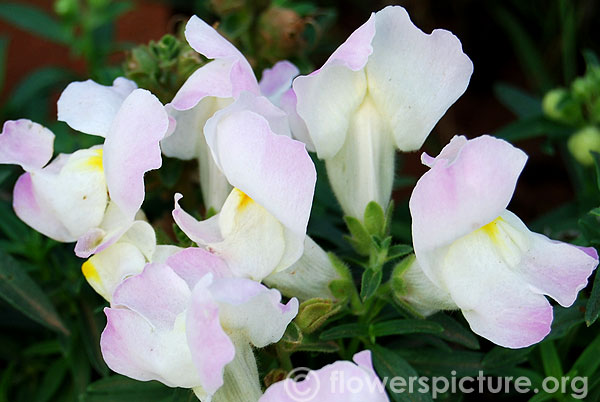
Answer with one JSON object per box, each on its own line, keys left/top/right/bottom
{"left": 479, "top": 217, "right": 504, "bottom": 245}
{"left": 233, "top": 188, "right": 254, "bottom": 211}
{"left": 478, "top": 216, "right": 528, "bottom": 267}
{"left": 82, "top": 259, "right": 100, "bottom": 283}
{"left": 84, "top": 149, "right": 104, "bottom": 171}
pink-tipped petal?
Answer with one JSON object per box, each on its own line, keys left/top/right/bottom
{"left": 101, "top": 307, "right": 202, "bottom": 388}
{"left": 352, "top": 350, "right": 375, "bottom": 372}
{"left": 410, "top": 135, "right": 528, "bottom": 278}
{"left": 112, "top": 263, "right": 191, "bottom": 330}
{"left": 12, "top": 172, "right": 72, "bottom": 241}
{"left": 206, "top": 110, "right": 315, "bottom": 234}
{"left": 205, "top": 91, "right": 291, "bottom": 141}
{"left": 57, "top": 78, "right": 137, "bottom": 137}
{"left": 104, "top": 89, "right": 170, "bottom": 220}
{"left": 260, "top": 352, "right": 389, "bottom": 402}
{"left": 279, "top": 89, "right": 315, "bottom": 152}
{"left": 0, "top": 120, "right": 55, "bottom": 171}
{"left": 291, "top": 11, "right": 375, "bottom": 159}
{"left": 74, "top": 227, "right": 109, "bottom": 258}
{"left": 185, "top": 15, "right": 244, "bottom": 60}
{"left": 500, "top": 211, "right": 599, "bottom": 308}
{"left": 259, "top": 61, "right": 300, "bottom": 105}
{"left": 210, "top": 277, "right": 299, "bottom": 348}
{"left": 324, "top": 13, "right": 376, "bottom": 71}
{"left": 172, "top": 193, "right": 223, "bottom": 243}
{"left": 184, "top": 16, "right": 258, "bottom": 98}
{"left": 440, "top": 224, "right": 553, "bottom": 349}
{"left": 167, "top": 247, "right": 232, "bottom": 288}
{"left": 170, "top": 59, "right": 238, "bottom": 111}
{"left": 366, "top": 6, "right": 473, "bottom": 151}
{"left": 186, "top": 277, "right": 236, "bottom": 395}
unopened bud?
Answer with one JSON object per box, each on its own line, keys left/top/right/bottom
{"left": 567, "top": 126, "right": 600, "bottom": 166}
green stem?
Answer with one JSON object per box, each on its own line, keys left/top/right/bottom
{"left": 276, "top": 345, "right": 293, "bottom": 372}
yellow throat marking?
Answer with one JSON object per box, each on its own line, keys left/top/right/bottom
{"left": 479, "top": 216, "right": 504, "bottom": 245}
{"left": 234, "top": 188, "right": 254, "bottom": 211}
{"left": 81, "top": 259, "right": 100, "bottom": 283}
{"left": 85, "top": 149, "right": 104, "bottom": 171}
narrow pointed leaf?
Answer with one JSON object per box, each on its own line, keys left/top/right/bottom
{"left": 0, "top": 250, "right": 69, "bottom": 335}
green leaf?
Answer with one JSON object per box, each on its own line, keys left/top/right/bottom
{"left": 547, "top": 300, "right": 585, "bottom": 340}
{"left": 35, "top": 358, "right": 68, "bottom": 402}
{"left": 387, "top": 245, "right": 413, "bottom": 260}
{"left": 0, "top": 201, "right": 30, "bottom": 242}
{"left": 0, "top": 3, "right": 70, "bottom": 44}
{"left": 482, "top": 346, "right": 532, "bottom": 370}
{"left": 579, "top": 209, "right": 600, "bottom": 246}
{"left": 428, "top": 313, "right": 480, "bottom": 350}
{"left": 319, "top": 323, "right": 367, "bottom": 341}
{"left": 360, "top": 268, "right": 382, "bottom": 300}
{"left": 570, "top": 333, "right": 600, "bottom": 377}
{"left": 371, "top": 319, "right": 443, "bottom": 337}
{"left": 83, "top": 376, "right": 173, "bottom": 402}
{"left": 292, "top": 339, "right": 340, "bottom": 353}
{"left": 586, "top": 271, "right": 600, "bottom": 326}
{"left": 559, "top": 0, "right": 577, "bottom": 83}
{"left": 493, "top": 6, "right": 553, "bottom": 91}
{"left": 395, "top": 348, "right": 484, "bottom": 377}
{"left": 593, "top": 152, "right": 600, "bottom": 192}
{"left": 69, "top": 334, "right": 91, "bottom": 397}
{"left": 0, "top": 166, "right": 13, "bottom": 188}
{"left": 6, "top": 67, "right": 76, "bottom": 113}
{"left": 539, "top": 341, "right": 563, "bottom": 379}
{"left": 495, "top": 115, "right": 573, "bottom": 142}
{"left": 77, "top": 296, "right": 109, "bottom": 376}
{"left": 23, "top": 340, "right": 62, "bottom": 357}
{"left": 0, "top": 249, "right": 69, "bottom": 335}
{"left": 280, "top": 322, "right": 303, "bottom": 352}
{"left": 344, "top": 215, "right": 371, "bottom": 256}
{"left": 0, "top": 362, "right": 15, "bottom": 402}
{"left": 494, "top": 83, "right": 542, "bottom": 118}
{"left": 371, "top": 345, "right": 433, "bottom": 402}
{"left": 364, "top": 201, "right": 386, "bottom": 237}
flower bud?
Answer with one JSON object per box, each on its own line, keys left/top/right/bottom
{"left": 257, "top": 7, "right": 306, "bottom": 62}
{"left": 295, "top": 298, "right": 342, "bottom": 334}
{"left": 542, "top": 88, "right": 583, "bottom": 125}
{"left": 567, "top": 126, "right": 600, "bottom": 166}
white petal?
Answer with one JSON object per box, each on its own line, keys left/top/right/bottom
{"left": 82, "top": 242, "right": 147, "bottom": 301}
{"left": 57, "top": 78, "right": 137, "bottom": 137}
{"left": 365, "top": 6, "right": 473, "bottom": 151}
{"left": 293, "top": 65, "right": 367, "bottom": 159}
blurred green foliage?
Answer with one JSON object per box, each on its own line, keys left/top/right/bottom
{"left": 0, "top": 0, "right": 599, "bottom": 401}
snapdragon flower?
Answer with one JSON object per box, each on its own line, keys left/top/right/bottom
{"left": 0, "top": 79, "right": 169, "bottom": 259}
{"left": 101, "top": 247, "right": 298, "bottom": 402}
{"left": 289, "top": 5, "right": 473, "bottom": 219}
{"left": 81, "top": 220, "right": 156, "bottom": 301}
{"left": 172, "top": 92, "right": 316, "bottom": 281}
{"left": 260, "top": 351, "right": 389, "bottom": 402}
{"left": 56, "top": 77, "right": 171, "bottom": 258}
{"left": 405, "top": 135, "right": 599, "bottom": 348}
{"left": 161, "top": 15, "right": 299, "bottom": 211}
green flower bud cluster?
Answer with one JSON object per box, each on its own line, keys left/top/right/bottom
{"left": 124, "top": 34, "right": 205, "bottom": 104}
{"left": 543, "top": 64, "right": 600, "bottom": 165}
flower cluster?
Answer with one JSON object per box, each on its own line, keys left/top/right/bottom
{"left": 1, "top": 5, "right": 597, "bottom": 402}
